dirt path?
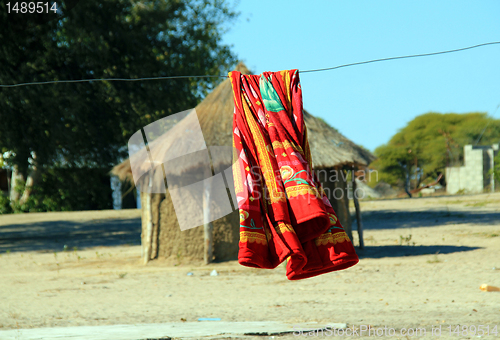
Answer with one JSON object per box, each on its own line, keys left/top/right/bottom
{"left": 1, "top": 194, "right": 499, "bottom": 339}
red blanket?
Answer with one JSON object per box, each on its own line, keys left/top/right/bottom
{"left": 229, "top": 69, "right": 358, "bottom": 280}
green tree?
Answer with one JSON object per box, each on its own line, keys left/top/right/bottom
{"left": 372, "top": 112, "right": 500, "bottom": 193}
{"left": 490, "top": 152, "right": 500, "bottom": 186}
{"left": 0, "top": 0, "right": 237, "bottom": 208}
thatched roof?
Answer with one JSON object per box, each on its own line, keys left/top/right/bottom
{"left": 303, "top": 110, "right": 375, "bottom": 168}
{"left": 112, "top": 62, "right": 375, "bottom": 183}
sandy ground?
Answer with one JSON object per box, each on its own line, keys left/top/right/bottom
{"left": 1, "top": 193, "right": 500, "bottom": 339}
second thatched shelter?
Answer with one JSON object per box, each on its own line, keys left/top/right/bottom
{"left": 112, "top": 62, "right": 375, "bottom": 264}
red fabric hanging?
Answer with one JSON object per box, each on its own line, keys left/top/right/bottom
{"left": 229, "top": 69, "right": 359, "bottom": 280}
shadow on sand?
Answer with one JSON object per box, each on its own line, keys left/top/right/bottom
{"left": 357, "top": 244, "right": 480, "bottom": 259}
{"left": 2, "top": 207, "right": 496, "bottom": 256}
{"left": 0, "top": 217, "right": 141, "bottom": 254}
{"left": 350, "top": 208, "right": 493, "bottom": 258}
{"left": 356, "top": 209, "right": 500, "bottom": 230}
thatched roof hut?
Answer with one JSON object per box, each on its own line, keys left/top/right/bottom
{"left": 112, "top": 62, "right": 375, "bottom": 264}
{"left": 113, "top": 62, "right": 373, "bottom": 183}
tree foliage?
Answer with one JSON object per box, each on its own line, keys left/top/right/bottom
{"left": 0, "top": 0, "right": 238, "bottom": 210}
{"left": 372, "top": 112, "right": 500, "bottom": 189}
{"left": 490, "top": 152, "right": 500, "bottom": 185}
{"left": 3, "top": 168, "right": 113, "bottom": 213}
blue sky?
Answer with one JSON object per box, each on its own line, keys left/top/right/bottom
{"left": 222, "top": 1, "right": 500, "bottom": 152}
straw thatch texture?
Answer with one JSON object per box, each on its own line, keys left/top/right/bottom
{"left": 304, "top": 111, "right": 375, "bottom": 168}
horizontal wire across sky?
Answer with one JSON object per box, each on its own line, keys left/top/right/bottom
{"left": 1, "top": 41, "right": 499, "bottom": 88}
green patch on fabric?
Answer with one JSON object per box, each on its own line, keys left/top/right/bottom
{"left": 260, "top": 75, "right": 285, "bottom": 112}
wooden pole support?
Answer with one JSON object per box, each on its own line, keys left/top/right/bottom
{"left": 203, "top": 181, "right": 214, "bottom": 265}
{"left": 143, "top": 175, "right": 154, "bottom": 265}
{"left": 352, "top": 178, "right": 365, "bottom": 249}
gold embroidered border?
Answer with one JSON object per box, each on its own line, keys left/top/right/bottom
{"left": 232, "top": 140, "right": 244, "bottom": 194}
{"left": 233, "top": 161, "right": 244, "bottom": 194}
{"left": 272, "top": 140, "right": 304, "bottom": 155}
{"left": 272, "top": 140, "right": 284, "bottom": 149}
{"left": 280, "top": 70, "right": 291, "bottom": 111}
{"left": 240, "top": 231, "right": 268, "bottom": 245}
{"left": 275, "top": 222, "right": 296, "bottom": 234}
{"left": 242, "top": 98, "right": 286, "bottom": 204}
{"left": 228, "top": 72, "right": 239, "bottom": 110}
{"left": 285, "top": 184, "right": 321, "bottom": 199}
{"left": 315, "top": 231, "right": 351, "bottom": 246}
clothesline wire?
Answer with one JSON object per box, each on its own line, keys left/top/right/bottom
{"left": 0, "top": 75, "right": 226, "bottom": 88}
{"left": 300, "top": 41, "right": 500, "bottom": 73}
{"left": 1, "top": 41, "right": 499, "bottom": 88}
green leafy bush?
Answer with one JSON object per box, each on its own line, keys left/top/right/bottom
{"left": 10, "top": 168, "right": 113, "bottom": 213}
{"left": 0, "top": 194, "right": 12, "bottom": 214}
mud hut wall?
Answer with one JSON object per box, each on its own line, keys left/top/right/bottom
{"left": 139, "top": 192, "right": 164, "bottom": 259}
{"left": 151, "top": 193, "right": 163, "bottom": 259}
{"left": 212, "top": 209, "right": 239, "bottom": 261}
{"left": 317, "top": 166, "right": 353, "bottom": 241}
{"left": 139, "top": 192, "right": 147, "bottom": 258}
{"left": 157, "top": 184, "right": 239, "bottom": 263}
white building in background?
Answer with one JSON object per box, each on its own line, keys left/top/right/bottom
{"left": 445, "top": 143, "right": 499, "bottom": 194}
